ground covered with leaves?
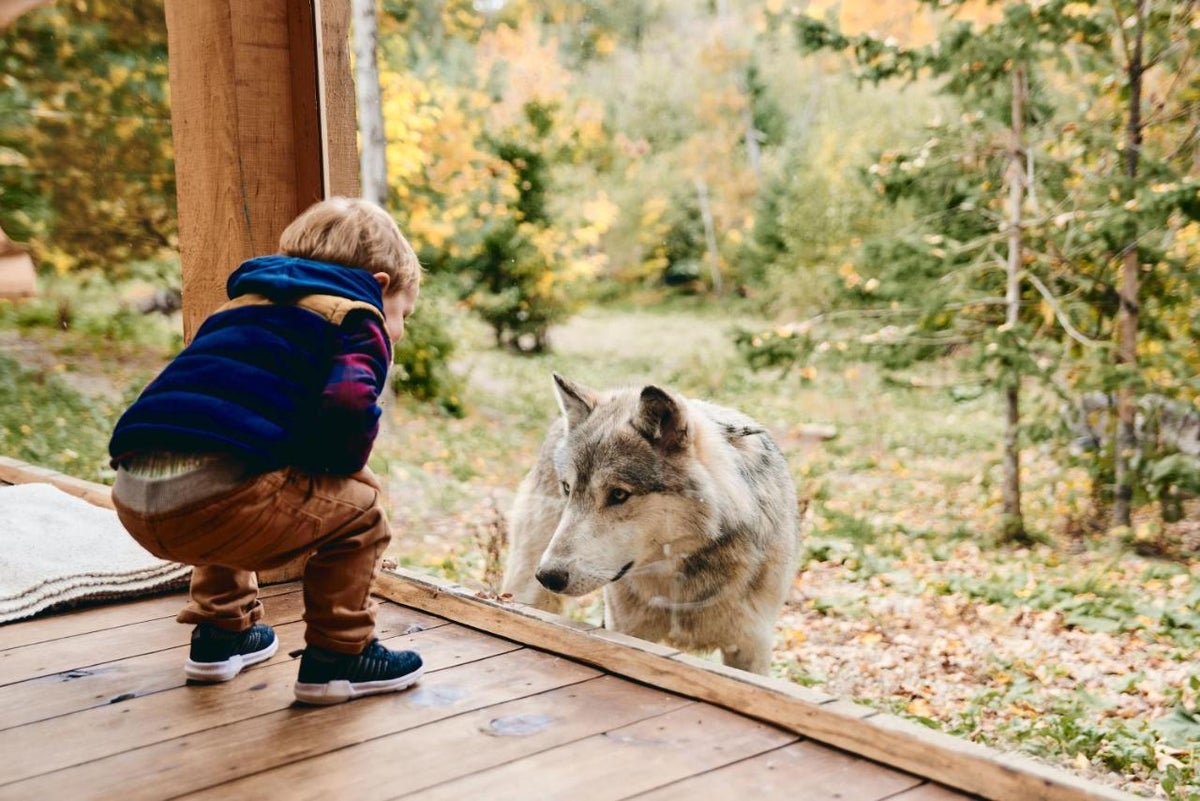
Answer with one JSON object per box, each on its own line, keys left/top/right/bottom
{"left": 376, "top": 306, "right": 1200, "bottom": 800}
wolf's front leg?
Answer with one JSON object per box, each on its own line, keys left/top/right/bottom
{"left": 720, "top": 627, "right": 773, "bottom": 675}
{"left": 501, "top": 570, "right": 566, "bottom": 614}
{"left": 501, "top": 473, "right": 567, "bottom": 614}
{"left": 500, "top": 529, "right": 565, "bottom": 614}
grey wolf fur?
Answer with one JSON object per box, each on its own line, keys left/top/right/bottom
{"left": 501, "top": 374, "right": 801, "bottom": 674}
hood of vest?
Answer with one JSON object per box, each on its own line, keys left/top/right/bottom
{"left": 226, "top": 255, "right": 385, "bottom": 313}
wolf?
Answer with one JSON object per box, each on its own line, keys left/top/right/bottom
{"left": 501, "top": 373, "right": 801, "bottom": 675}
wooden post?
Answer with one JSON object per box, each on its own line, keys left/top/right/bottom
{"left": 164, "top": 0, "right": 358, "bottom": 342}
{"left": 164, "top": 0, "right": 359, "bottom": 583}
{"left": 318, "top": 1, "right": 360, "bottom": 200}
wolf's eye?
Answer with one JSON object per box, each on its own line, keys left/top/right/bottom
{"left": 607, "top": 487, "right": 631, "bottom": 506}
{"left": 561, "top": 480, "right": 571, "bottom": 497}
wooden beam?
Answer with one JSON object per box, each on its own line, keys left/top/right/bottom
{"left": 317, "top": 1, "right": 361, "bottom": 198}
{"left": 0, "top": 0, "right": 50, "bottom": 30}
{"left": 374, "top": 569, "right": 1140, "bottom": 801}
{"left": 0, "top": 456, "right": 114, "bottom": 509}
{"left": 164, "top": 0, "right": 357, "bottom": 341}
{"left": 287, "top": 0, "right": 324, "bottom": 215}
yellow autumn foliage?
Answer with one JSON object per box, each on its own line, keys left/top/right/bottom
{"left": 380, "top": 69, "right": 514, "bottom": 258}
{"left": 804, "top": 0, "right": 1000, "bottom": 46}
{"left": 474, "top": 19, "right": 573, "bottom": 130}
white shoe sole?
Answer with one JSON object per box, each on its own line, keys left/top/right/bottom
{"left": 184, "top": 637, "right": 279, "bottom": 683}
{"left": 293, "top": 666, "right": 424, "bottom": 705}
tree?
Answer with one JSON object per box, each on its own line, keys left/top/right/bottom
{"left": 1036, "top": 0, "right": 1200, "bottom": 528}
{"left": 502, "top": 0, "right": 668, "bottom": 62}
{"left": 758, "top": 0, "right": 1200, "bottom": 536}
{"left": 0, "top": 0, "right": 175, "bottom": 276}
{"left": 618, "top": 3, "right": 776, "bottom": 293}
{"left": 774, "top": 1, "right": 1103, "bottom": 541}
{"left": 782, "top": 3, "right": 1200, "bottom": 534}
{"left": 375, "top": 10, "right": 615, "bottom": 349}
{"left": 1111, "top": 0, "right": 1148, "bottom": 529}
{"left": 352, "top": 0, "right": 388, "bottom": 207}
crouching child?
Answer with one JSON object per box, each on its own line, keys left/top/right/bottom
{"left": 109, "top": 197, "right": 423, "bottom": 705}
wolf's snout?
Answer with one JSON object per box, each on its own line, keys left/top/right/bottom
{"left": 535, "top": 567, "right": 570, "bottom": 593}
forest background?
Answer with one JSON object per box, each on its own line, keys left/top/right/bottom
{"left": 2, "top": 0, "right": 1200, "bottom": 797}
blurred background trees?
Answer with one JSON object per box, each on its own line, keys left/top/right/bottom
{"left": 1, "top": 0, "right": 1197, "bottom": 535}
{"left": 0, "top": 0, "right": 175, "bottom": 277}
{"left": 762, "top": 0, "right": 1200, "bottom": 536}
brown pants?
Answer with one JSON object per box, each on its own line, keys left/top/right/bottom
{"left": 113, "top": 463, "right": 389, "bottom": 654}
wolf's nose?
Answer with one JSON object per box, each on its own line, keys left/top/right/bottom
{"left": 536, "top": 567, "right": 569, "bottom": 593}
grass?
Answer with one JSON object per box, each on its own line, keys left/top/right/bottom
{"left": 0, "top": 353, "right": 115, "bottom": 480}
{"left": 2, "top": 295, "right": 1197, "bottom": 797}
{"left": 0, "top": 282, "right": 179, "bottom": 482}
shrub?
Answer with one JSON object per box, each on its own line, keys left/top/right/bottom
{"left": 390, "top": 292, "right": 466, "bottom": 417}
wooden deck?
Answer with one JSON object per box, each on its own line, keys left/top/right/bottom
{"left": 0, "top": 458, "right": 1137, "bottom": 801}
{"left": 1, "top": 581, "right": 961, "bottom": 801}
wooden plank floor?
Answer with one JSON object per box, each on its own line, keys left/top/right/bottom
{"left": 0, "top": 583, "right": 968, "bottom": 801}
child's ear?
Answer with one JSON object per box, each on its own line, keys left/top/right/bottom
{"left": 373, "top": 272, "right": 391, "bottom": 292}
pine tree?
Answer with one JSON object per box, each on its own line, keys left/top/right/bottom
{"left": 772, "top": 0, "right": 1200, "bottom": 535}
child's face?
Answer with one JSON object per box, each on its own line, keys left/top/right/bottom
{"left": 380, "top": 281, "right": 418, "bottom": 345}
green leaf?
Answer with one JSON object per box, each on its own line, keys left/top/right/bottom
{"left": 1148, "top": 454, "right": 1200, "bottom": 485}
{"left": 1062, "top": 612, "right": 1123, "bottom": 634}
{"left": 1151, "top": 706, "right": 1200, "bottom": 748}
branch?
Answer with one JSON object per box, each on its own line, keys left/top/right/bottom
{"left": 1023, "top": 270, "right": 1107, "bottom": 349}
{"left": 1144, "top": 34, "right": 1185, "bottom": 71}
{"left": 1108, "top": 0, "right": 1134, "bottom": 68}
{"left": 972, "top": 246, "right": 1100, "bottom": 344}
{"left": 1165, "top": 116, "right": 1200, "bottom": 161}
{"left": 930, "top": 236, "right": 1010, "bottom": 288}
{"left": 1142, "top": 101, "right": 1200, "bottom": 129}
{"left": 946, "top": 298, "right": 1011, "bottom": 310}
{"left": 778, "top": 305, "right": 923, "bottom": 332}
{"left": 1146, "top": 0, "right": 1198, "bottom": 68}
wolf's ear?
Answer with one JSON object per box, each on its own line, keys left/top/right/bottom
{"left": 553, "top": 373, "right": 597, "bottom": 430}
{"left": 634, "top": 386, "right": 688, "bottom": 452}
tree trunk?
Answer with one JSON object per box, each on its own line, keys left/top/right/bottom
{"left": 742, "top": 102, "right": 762, "bottom": 176}
{"left": 351, "top": 0, "right": 388, "bottom": 207}
{"left": 694, "top": 176, "right": 724, "bottom": 295}
{"left": 1001, "top": 64, "right": 1027, "bottom": 542}
{"left": 1112, "top": 1, "right": 1145, "bottom": 529}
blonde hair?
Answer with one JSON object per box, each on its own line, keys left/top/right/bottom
{"left": 279, "top": 197, "right": 420, "bottom": 295}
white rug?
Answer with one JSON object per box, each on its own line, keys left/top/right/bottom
{"left": 0, "top": 483, "right": 191, "bottom": 623}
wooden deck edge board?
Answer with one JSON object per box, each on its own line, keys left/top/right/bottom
{"left": 0, "top": 456, "right": 115, "bottom": 509}
{"left": 375, "top": 569, "right": 1139, "bottom": 801}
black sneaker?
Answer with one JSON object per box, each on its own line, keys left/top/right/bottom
{"left": 293, "top": 639, "right": 423, "bottom": 705}
{"left": 184, "top": 622, "right": 279, "bottom": 682}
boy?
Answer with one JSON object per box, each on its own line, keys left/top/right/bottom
{"left": 109, "top": 197, "right": 423, "bottom": 705}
